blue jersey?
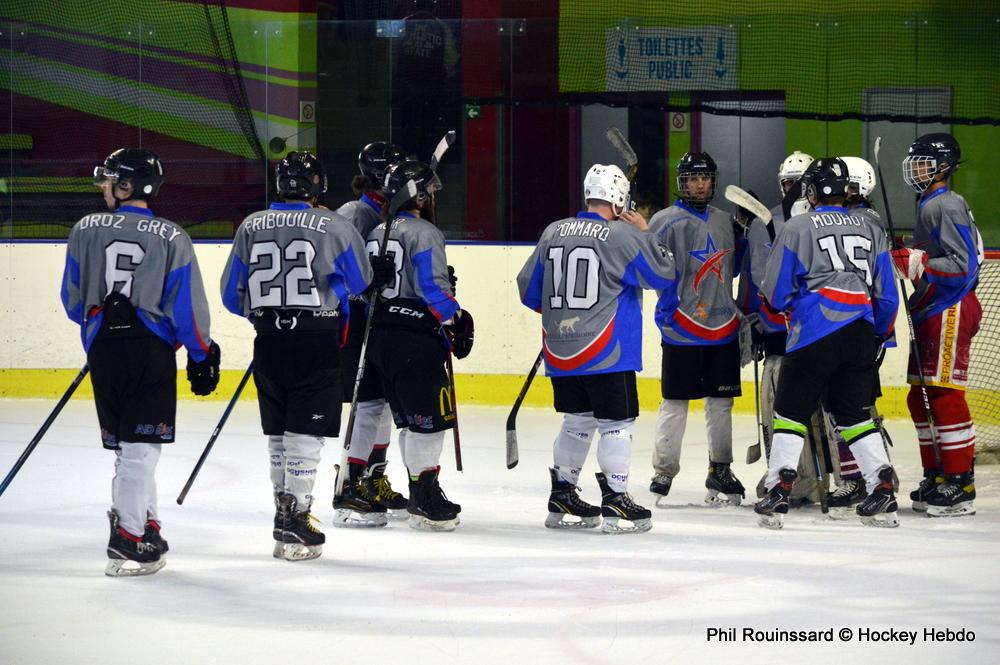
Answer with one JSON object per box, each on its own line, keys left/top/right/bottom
{"left": 761, "top": 205, "right": 898, "bottom": 352}
{"left": 517, "top": 211, "right": 676, "bottom": 377}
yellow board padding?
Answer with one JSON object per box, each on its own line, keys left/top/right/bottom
{"left": 0, "top": 368, "right": 915, "bottom": 419}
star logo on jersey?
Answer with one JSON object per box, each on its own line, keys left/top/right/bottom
{"left": 689, "top": 234, "right": 733, "bottom": 292}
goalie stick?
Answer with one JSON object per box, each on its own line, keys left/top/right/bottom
{"left": 505, "top": 128, "right": 639, "bottom": 469}
{"left": 873, "top": 136, "right": 942, "bottom": 467}
{"left": 724, "top": 184, "right": 774, "bottom": 242}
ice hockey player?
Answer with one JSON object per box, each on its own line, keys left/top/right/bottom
{"left": 365, "top": 160, "right": 473, "bottom": 532}
{"left": 755, "top": 157, "right": 900, "bottom": 529}
{"left": 893, "top": 133, "right": 983, "bottom": 517}
{"left": 332, "top": 141, "right": 408, "bottom": 526}
{"left": 62, "top": 148, "right": 220, "bottom": 576}
{"left": 220, "top": 152, "right": 376, "bottom": 559}
{"left": 517, "top": 164, "right": 676, "bottom": 533}
{"left": 648, "top": 152, "right": 746, "bottom": 507}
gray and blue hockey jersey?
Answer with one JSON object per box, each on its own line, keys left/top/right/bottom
{"left": 61, "top": 205, "right": 214, "bottom": 361}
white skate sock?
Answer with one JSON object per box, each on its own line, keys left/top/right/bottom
{"left": 350, "top": 399, "right": 387, "bottom": 465}
{"left": 705, "top": 397, "right": 734, "bottom": 463}
{"left": 397, "top": 429, "right": 409, "bottom": 473}
{"left": 840, "top": 421, "right": 891, "bottom": 492}
{"left": 268, "top": 435, "right": 285, "bottom": 495}
{"left": 765, "top": 415, "right": 807, "bottom": 490}
{"left": 596, "top": 418, "right": 634, "bottom": 493}
{"left": 112, "top": 442, "right": 162, "bottom": 537}
{"left": 653, "top": 399, "right": 688, "bottom": 477}
{"left": 403, "top": 430, "right": 445, "bottom": 475}
{"left": 553, "top": 412, "right": 595, "bottom": 485}
{"left": 283, "top": 431, "right": 323, "bottom": 509}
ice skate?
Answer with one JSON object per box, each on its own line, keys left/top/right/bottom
{"left": 545, "top": 468, "right": 601, "bottom": 529}
{"left": 909, "top": 468, "right": 943, "bottom": 512}
{"left": 105, "top": 511, "right": 165, "bottom": 577}
{"left": 754, "top": 469, "right": 796, "bottom": 530}
{"left": 368, "top": 461, "right": 409, "bottom": 520}
{"left": 407, "top": 468, "right": 461, "bottom": 532}
{"left": 704, "top": 461, "right": 746, "bottom": 506}
{"left": 825, "top": 478, "right": 867, "bottom": 518}
{"left": 649, "top": 473, "right": 672, "bottom": 508}
{"left": 276, "top": 495, "right": 325, "bottom": 561}
{"left": 597, "top": 473, "right": 651, "bottom": 534}
{"left": 332, "top": 466, "right": 388, "bottom": 528}
{"left": 856, "top": 467, "right": 900, "bottom": 528}
{"left": 926, "top": 471, "right": 976, "bottom": 518}
{"left": 272, "top": 493, "right": 291, "bottom": 558}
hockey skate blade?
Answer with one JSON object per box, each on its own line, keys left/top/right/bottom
{"left": 408, "top": 514, "right": 460, "bottom": 532}
{"left": 544, "top": 513, "right": 601, "bottom": 529}
{"left": 704, "top": 490, "right": 743, "bottom": 507}
{"left": 272, "top": 541, "right": 285, "bottom": 558}
{"left": 859, "top": 511, "right": 900, "bottom": 528}
{"left": 911, "top": 500, "right": 928, "bottom": 512}
{"left": 756, "top": 513, "right": 785, "bottom": 530}
{"left": 332, "top": 508, "right": 388, "bottom": 528}
{"left": 653, "top": 495, "right": 672, "bottom": 508}
{"left": 281, "top": 543, "right": 322, "bottom": 561}
{"left": 386, "top": 508, "right": 410, "bottom": 521}
{"left": 104, "top": 557, "right": 166, "bottom": 577}
{"left": 826, "top": 506, "right": 855, "bottom": 521}
{"left": 600, "top": 517, "right": 652, "bottom": 534}
{"left": 926, "top": 501, "right": 975, "bottom": 518}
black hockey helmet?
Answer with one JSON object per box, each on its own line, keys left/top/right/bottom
{"left": 903, "top": 132, "right": 961, "bottom": 193}
{"left": 804, "top": 157, "right": 850, "bottom": 202}
{"left": 275, "top": 151, "right": 327, "bottom": 200}
{"left": 358, "top": 141, "right": 406, "bottom": 188}
{"left": 676, "top": 151, "right": 717, "bottom": 211}
{"left": 383, "top": 160, "right": 441, "bottom": 210}
{"left": 93, "top": 148, "right": 165, "bottom": 199}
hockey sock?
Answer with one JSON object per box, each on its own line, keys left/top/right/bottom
{"left": 268, "top": 435, "right": 285, "bottom": 494}
{"left": 596, "top": 418, "right": 634, "bottom": 493}
{"left": 403, "top": 430, "right": 445, "bottom": 476}
{"left": 553, "top": 412, "right": 596, "bottom": 485}
{"left": 836, "top": 435, "right": 862, "bottom": 480}
{"left": 397, "top": 429, "right": 409, "bottom": 473}
{"left": 283, "top": 431, "right": 324, "bottom": 509}
{"left": 653, "top": 399, "right": 689, "bottom": 477}
{"left": 112, "top": 441, "right": 162, "bottom": 537}
{"left": 765, "top": 416, "right": 806, "bottom": 490}
{"left": 841, "top": 421, "right": 891, "bottom": 492}
{"left": 907, "top": 386, "right": 975, "bottom": 474}
{"left": 349, "top": 399, "right": 385, "bottom": 466}
{"left": 705, "top": 397, "right": 734, "bottom": 464}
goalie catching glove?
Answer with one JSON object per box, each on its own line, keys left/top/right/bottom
{"left": 445, "top": 309, "right": 474, "bottom": 359}
{"left": 890, "top": 247, "right": 927, "bottom": 281}
{"left": 187, "top": 342, "right": 221, "bottom": 396}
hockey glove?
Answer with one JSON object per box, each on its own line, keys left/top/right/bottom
{"left": 187, "top": 342, "right": 221, "bottom": 396}
{"left": 369, "top": 254, "right": 396, "bottom": 291}
{"left": 447, "top": 264, "right": 458, "bottom": 293}
{"left": 890, "top": 247, "right": 927, "bottom": 281}
{"left": 445, "top": 309, "right": 474, "bottom": 359}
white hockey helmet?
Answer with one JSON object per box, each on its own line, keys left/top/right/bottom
{"left": 839, "top": 156, "right": 877, "bottom": 198}
{"left": 778, "top": 151, "right": 814, "bottom": 194}
{"left": 584, "top": 164, "right": 630, "bottom": 215}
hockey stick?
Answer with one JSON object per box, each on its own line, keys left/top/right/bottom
{"left": 0, "top": 364, "right": 89, "bottom": 498}
{"left": 176, "top": 362, "right": 254, "bottom": 505}
{"left": 746, "top": 356, "right": 763, "bottom": 464}
{"left": 605, "top": 126, "right": 638, "bottom": 183}
{"left": 725, "top": 185, "right": 774, "bottom": 242}
{"left": 873, "top": 136, "right": 942, "bottom": 466}
{"left": 445, "top": 353, "right": 463, "bottom": 471}
{"left": 335, "top": 179, "right": 419, "bottom": 498}
{"left": 429, "top": 130, "right": 457, "bottom": 172}
{"left": 505, "top": 349, "right": 542, "bottom": 469}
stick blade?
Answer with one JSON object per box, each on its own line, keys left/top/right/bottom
{"left": 724, "top": 185, "right": 772, "bottom": 224}
{"left": 605, "top": 126, "right": 638, "bottom": 169}
{"left": 506, "top": 430, "right": 519, "bottom": 469}
{"left": 429, "top": 130, "right": 457, "bottom": 171}
{"left": 745, "top": 443, "right": 761, "bottom": 465}
{"left": 873, "top": 136, "right": 882, "bottom": 163}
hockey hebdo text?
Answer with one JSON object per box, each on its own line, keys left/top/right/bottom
{"left": 705, "top": 626, "right": 975, "bottom": 645}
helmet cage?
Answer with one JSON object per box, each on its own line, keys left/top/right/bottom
{"left": 676, "top": 171, "right": 717, "bottom": 211}
{"left": 902, "top": 155, "right": 941, "bottom": 193}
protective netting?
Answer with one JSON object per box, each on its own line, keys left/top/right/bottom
{"left": 968, "top": 255, "right": 1000, "bottom": 463}
{"left": 1, "top": 0, "right": 265, "bottom": 238}
{"left": 557, "top": 2, "right": 1000, "bottom": 125}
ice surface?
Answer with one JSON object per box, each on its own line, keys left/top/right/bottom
{"left": 1, "top": 400, "right": 998, "bottom": 664}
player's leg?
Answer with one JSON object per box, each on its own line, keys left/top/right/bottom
{"left": 545, "top": 401, "right": 601, "bottom": 529}
{"left": 756, "top": 352, "right": 783, "bottom": 498}
{"left": 651, "top": 343, "right": 699, "bottom": 501}
{"left": 701, "top": 340, "right": 745, "bottom": 505}
{"left": 365, "top": 401, "right": 408, "bottom": 517}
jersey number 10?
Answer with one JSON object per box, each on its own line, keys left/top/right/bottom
{"left": 548, "top": 246, "right": 600, "bottom": 310}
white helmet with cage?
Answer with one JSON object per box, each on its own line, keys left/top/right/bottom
{"left": 839, "top": 156, "right": 877, "bottom": 198}
{"left": 778, "top": 150, "right": 814, "bottom": 195}
{"left": 584, "top": 164, "right": 630, "bottom": 216}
